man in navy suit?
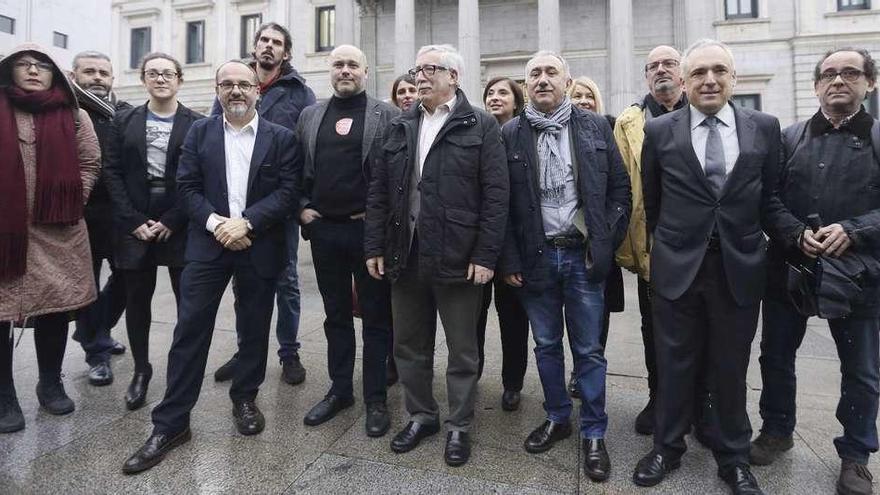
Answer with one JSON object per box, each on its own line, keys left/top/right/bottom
{"left": 631, "top": 39, "right": 797, "bottom": 494}
{"left": 122, "top": 60, "right": 300, "bottom": 474}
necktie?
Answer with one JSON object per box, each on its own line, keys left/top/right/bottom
{"left": 702, "top": 116, "right": 726, "bottom": 195}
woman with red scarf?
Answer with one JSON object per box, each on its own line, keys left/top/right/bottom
{"left": 0, "top": 44, "right": 101, "bottom": 433}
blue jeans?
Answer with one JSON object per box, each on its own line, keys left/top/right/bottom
{"left": 759, "top": 296, "right": 880, "bottom": 463}
{"left": 73, "top": 254, "right": 126, "bottom": 366}
{"left": 275, "top": 218, "right": 302, "bottom": 362}
{"left": 518, "top": 244, "right": 608, "bottom": 438}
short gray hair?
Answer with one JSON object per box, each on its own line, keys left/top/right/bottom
{"left": 525, "top": 50, "right": 571, "bottom": 78}
{"left": 416, "top": 44, "right": 464, "bottom": 78}
{"left": 681, "top": 39, "right": 736, "bottom": 75}
{"left": 72, "top": 50, "right": 111, "bottom": 70}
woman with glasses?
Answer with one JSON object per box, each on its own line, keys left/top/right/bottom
{"left": 390, "top": 73, "right": 418, "bottom": 112}
{"left": 565, "top": 77, "right": 625, "bottom": 399}
{"left": 0, "top": 44, "right": 101, "bottom": 432}
{"left": 103, "top": 52, "right": 203, "bottom": 410}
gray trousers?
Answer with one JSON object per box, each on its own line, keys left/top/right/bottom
{"left": 391, "top": 264, "right": 483, "bottom": 432}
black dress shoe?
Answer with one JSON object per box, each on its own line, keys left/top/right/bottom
{"left": 501, "top": 390, "right": 521, "bottom": 412}
{"left": 303, "top": 394, "right": 354, "bottom": 426}
{"left": 122, "top": 428, "right": 192, "bottom": 475}
{"left": 583, "top": 438, "right": 611, "bottom": 482}
{"left": 125, "top": 365, "right": 153, "bottom": 411}
{"left": 233, "top": 400, "right": 265, "bottom": 435}
{"left": 110, "top": 340, "right": 126, "bottom": 355}
{"left": 390, "top": 421, "right": 440, "bottom": 453}
{"left": 568, "top": 371, "right": 581, "bottom": 399}
{"left": 0, "top": 393, "right": 25, "bottom": 433}
{"left": 719, "top": 464, "right": 764, "bottom": 495}
{"left": 634, "top": 397, "right": 654, "bottom": 435}
{"left": 36, "top": 378, "right": 75, "bottom": 415}
{"left": 633, "top": 450, "right": 681, "bottom": 487}
{"left": 365, "top": 402, "right": 391, "bottom": 437}
{"left": 445, "top": 431, "right": 471, "bottom": 466}
{"left": 524, "top": 420, "right": 572, "bottom": 454}
{"left": 214, "top": 357, "right": 238, "bottom": 383}
{"left": 281, "top": 356, "right": 306, "bottom": 385}
{"left": 88, "top": 361, "right": 114, "bottom": 386}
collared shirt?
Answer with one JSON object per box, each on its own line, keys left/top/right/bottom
{"left": 206, "top": 112, "right": 259, "bottom": 233}
{"left": 417, "top": 94, "right": 457, "bottom": 175}
{"left": 690, "top": 103, "right": 740, "bottom": 174}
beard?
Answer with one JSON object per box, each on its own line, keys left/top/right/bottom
{"left": 80, "top": 83, "right": 109, "bottom": 98}
{"left": 257, "top": 53, "right": 281, "bottom": 71}
{"left": 653, "top": 79, "right": 678, "bottom": 95}
{"left": 224, "top": 101, "right": 251, "bottom": 119}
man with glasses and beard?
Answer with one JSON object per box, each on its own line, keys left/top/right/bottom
{"left": 69, "top": 51, "right": 130, "bottom": 387}
{"left": 212, "top": 22, "right": 316, "bottom": 387}
{"left": 122, "top": 60, "right": 300, "bottom": 474}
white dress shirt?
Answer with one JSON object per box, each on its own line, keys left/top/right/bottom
{"left": 206, "top": 112, "right": 259, "bottom": 233}
{"left": 690, "top": 103, "right": 740, "bottom": 174}
{"left": 417, "top": 94, "right": 457, "bottom": 176}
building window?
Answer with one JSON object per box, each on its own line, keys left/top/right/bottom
{"left": 868, "top": 91, "right": 879, "bottom": 119}
{"left": 731, "top": 94, "right": 762, "bottom": 111}
{"left": 186, "top": 21, "right": 205, "bottom": 64}
{"left": 315, "top": 6, "right": 335, "bottom": 52}
{"left": 725, "top": 0, "right": 758, "bottom": 19}
{"left": 240, "top": 14, "right": 262, "bottom": 58}
{"left": 53, "top": 32, "right": 68, "bottom": 49}
{"left": 130, "top": 27, "right": 151, "bottom": 69}
{"left": 838, "top": 0, "right": 870, "bottom": 10}
{"left": 0, "top": 15, "right": 14, "bottom": 34}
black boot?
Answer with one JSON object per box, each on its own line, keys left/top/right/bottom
{"left": 126, "top": 364, "right": 153, "bottom": 411}
{"left": 36, "top": 377, "right": 75, "bottom": 415}
{"left": 0, "top": 392, "right": 25, "bottom": 433}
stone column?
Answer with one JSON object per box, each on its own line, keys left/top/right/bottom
{"left": 608, "top": 0, "right": 636, "bottom": 114}
{"left": 289, "top": 0, "right": 310, "bottom": 70}
{"left": 683, "top": 0, "right": 715, "bottom": 47}
{"left": 335, "top": 0, "right": 356, "bottom": 47}
{"left": 538, "top": 0, "right": 560, "bottom": 53}
{"left": 672, "top": 0, "right": 687, "bottom": 51}
{"left": 458, "top": 0, "right": 481, "bottom": 100}
{"left": 394, "top": 0, "right": 416, "bottom": 77}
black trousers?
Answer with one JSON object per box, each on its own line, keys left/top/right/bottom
{"left": 476, "top": 278, "right": 530, "bottom": 392}
{"left": 73, "top": 249, "right": 126, "bottom": 366}
{"left": 637, "top": 277, "right": 657, "bottom": 394}
{"left": 309, "top": 219, "right": 391, "bottom": 404}
{"left": 124, "top": 266, "right": 182, "bottom": 372}
{"left": 151, "top": 254, "right": 277, "bottom": 435}
{"left": 652, "top": 250, "right": 758, "bottom": 469}
{"left": 1, "top": 314, "right": 69, "bottom": 395}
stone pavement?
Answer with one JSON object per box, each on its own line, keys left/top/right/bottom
{"left": 0, "top": 242, "right": 873, "bottom": 494}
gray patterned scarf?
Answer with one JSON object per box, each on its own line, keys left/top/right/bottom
{"left": 524, "top": 98, "right": 573, "bottom": 201}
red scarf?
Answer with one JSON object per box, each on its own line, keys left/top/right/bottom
{"left": 0, "top": 85, "right": 82, "bottom": 280}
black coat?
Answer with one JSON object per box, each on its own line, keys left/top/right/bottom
{"left": 103, "top": 102, "right": 204, "bottom": 268}
{"left": 642, "top": 104, "right": 795, "bottom": 306}
{"left": 498, "top": 108, "right": 632, "bottom": 289}
{"left": 364, "top": 89, "right": 509, "bottom": 284}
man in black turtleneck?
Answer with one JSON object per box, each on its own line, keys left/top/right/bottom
{"left": 296, "top": 45, "right": 399, "bottom": 437}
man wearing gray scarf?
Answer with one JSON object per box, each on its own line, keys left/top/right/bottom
{"left": 498, "top": 50, "right": 631, "bottom": 485}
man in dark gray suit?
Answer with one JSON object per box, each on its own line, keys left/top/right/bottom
{"left": 297, "top": 45, "right": 399, "bottom": 437}
{"left": 631, "top": 39, "right": 798, "bottom": 495}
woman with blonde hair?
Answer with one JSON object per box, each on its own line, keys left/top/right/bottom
{"left": 565, "top": 76, "right": 624, "bottom": 398}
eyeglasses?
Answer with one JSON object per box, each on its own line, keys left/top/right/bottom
{"left": 408, "top": 64, "right": 449, "bottom": 78}
{"left": 143, "top": 70, "right": 179, "bottom": 81}
{"left": 217, "top": 81, "right": 256, "bottom": 93}
{"left": 13, "top": 60, "right": 54, "bottom": 73}
{"left": 645, "top": 59, "right": 680, "bottom": 73}
{"left": 818, "top": 68, "right": 865, "bottom": 83}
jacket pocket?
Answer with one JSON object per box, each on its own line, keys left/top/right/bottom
{"left": 442, "top": 207, "right": 480, "bottom": 271}
{"left": 442, "top": 134, "right": 482, "bottom": 177}
{"left": 654, "top": 225, "right": 685, "bottom": 248}
{"left": 738, "top": 229, "right": 766, "bottom": 252}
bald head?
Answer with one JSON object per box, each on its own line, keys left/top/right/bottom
{"left": 329, "top": 44, "right": 368, "bottom": 97}
{"left": 215, "top": 60, "right": 258, "bottom": 85}
{"left": 644, "top": 45, "right": 683, "bottom": 104}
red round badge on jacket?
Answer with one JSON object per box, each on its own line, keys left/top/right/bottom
{"left": 336, "top": 118, "right": 353, "bottom": 136}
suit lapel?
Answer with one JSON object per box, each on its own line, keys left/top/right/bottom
{"left": 210, "top": 117, "right": 230, "bottom": 215}
{"left": 721, "top": 106, "right": 756, "bottom": 195}
{"left": 362, "top": 98, "right": 380, "bottom": 164}
{"left": 133, "top": 104, "right": 148, "bottom": 171}
{"left": 247, "top": 120, "right": 271, "bottom": 194}
{"left": 307, "top": 102, "right": 328, "bottom": 165}
{"left": 672, "top": 109, "right": 715, "bottom": 196}
{"left": 164, "top": 106, "right": 188, "bottom": 179}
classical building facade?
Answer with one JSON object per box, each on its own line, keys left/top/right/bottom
{"left": 109, "top": 0, "right": 879, "bottom": 124}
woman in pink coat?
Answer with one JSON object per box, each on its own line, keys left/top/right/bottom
{"left": 0, "top": 44, "right": 101, "bottom": 433}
